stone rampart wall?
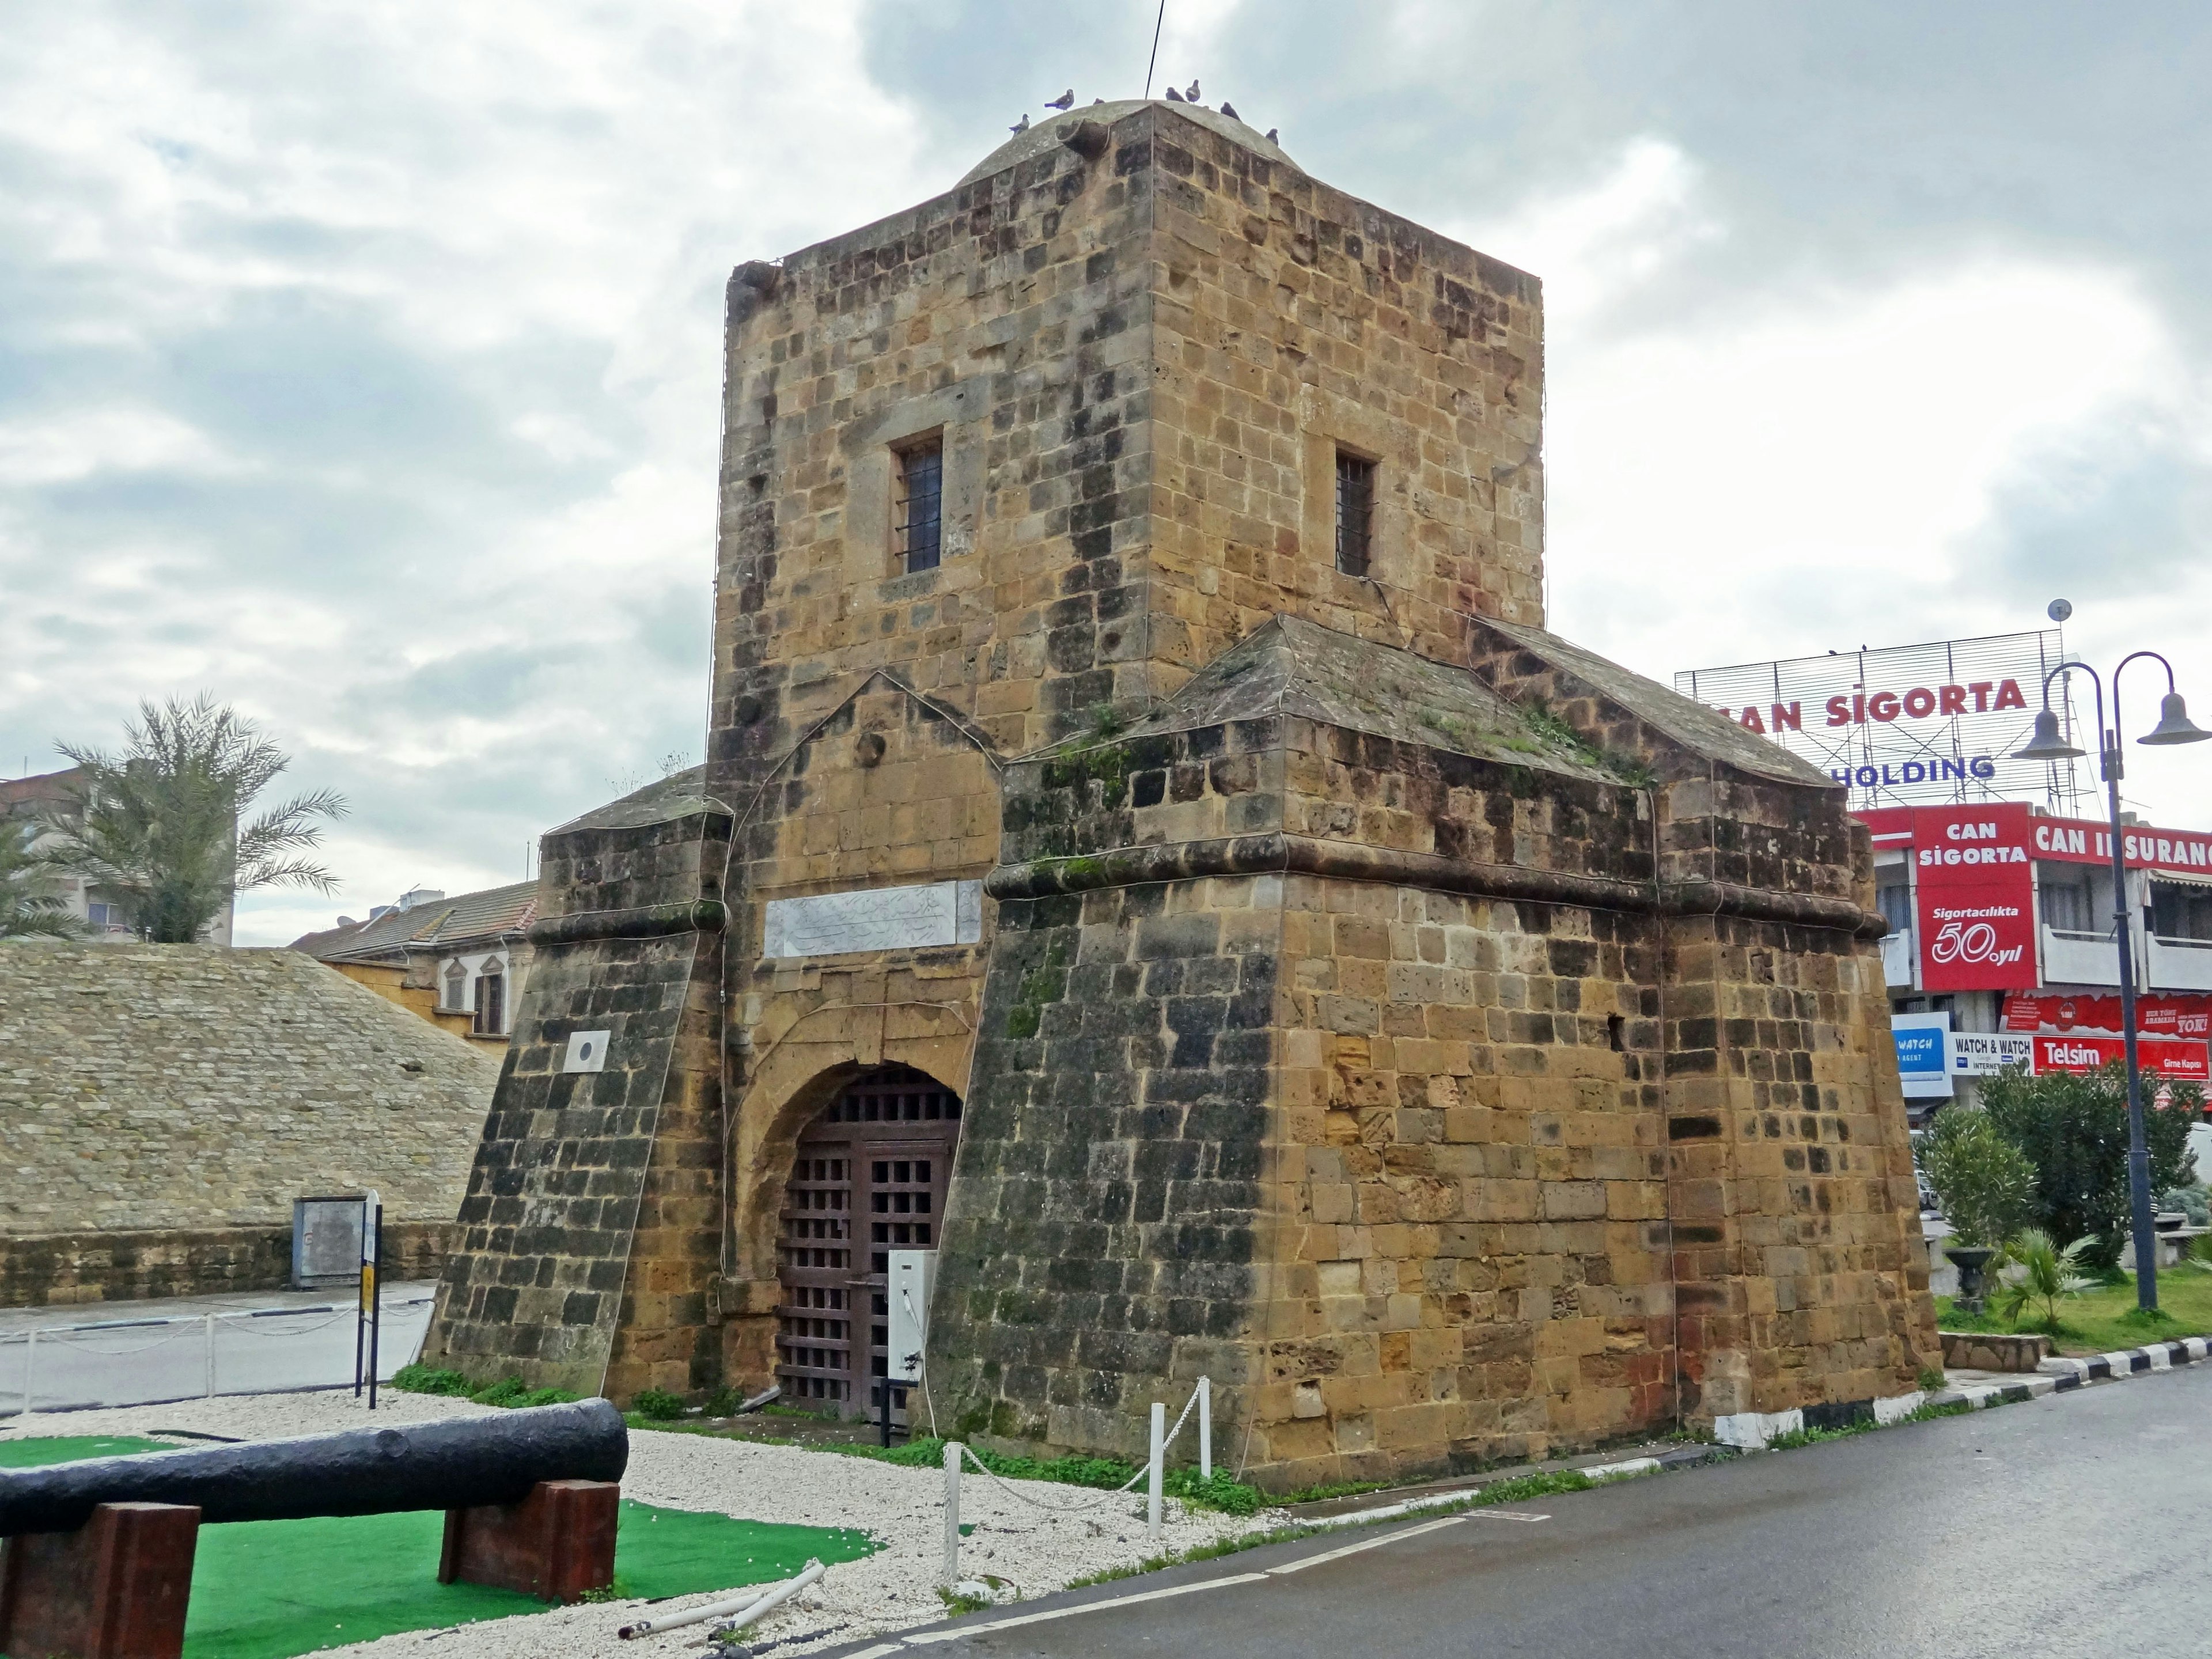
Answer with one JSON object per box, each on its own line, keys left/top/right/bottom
{"left": 0, "top": 946, "right": 498, "bottom": 1284}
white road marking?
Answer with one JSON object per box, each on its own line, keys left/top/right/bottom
{"left": 901, "top": 1573, "right": 1272, "bottom": 1644}
{"left": 1266, "top": 1514, "right": 1466, "bottom": 1574}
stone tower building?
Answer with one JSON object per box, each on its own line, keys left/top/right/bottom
{"left": 427, "top": 99, "right": 1939, "bottom": 1489}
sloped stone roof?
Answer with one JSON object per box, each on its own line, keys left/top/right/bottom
{"left": 0, "top": 944, "right": 498, "bottom": 1234}
{"left": 552, "top": 766, "right": 715, "bottom": 834}
{"left": 1476, "top": 616, "right": 1832, "bottom": 786}
{"left": 1103, "top": 615, "right": 1624, "bottom": 783}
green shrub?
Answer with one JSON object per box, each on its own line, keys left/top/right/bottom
{"left": 1916, "top": 1107, "right": 2035, "bottom": 1248}
{"left": 391, "top": 1365, "right": 578, "bottom": 1410}
{"left": 1982, "top": 1065, "right": 2201, "bottom": 1269}
{"left": 702, "top": 1385, "right": 747, "bottom": 1418}
{"left": 2162, "top": 1185, "right": 2211, "bottom": 1228}
{"left": 631, "top": 1388, "right": 687, "bottom": 1421}
{"left": 1995, "top": 1228, "right": 2094, "bottom": 1329}
{"left": 391, "top": 1365, "right": 475, "bottom": 1398}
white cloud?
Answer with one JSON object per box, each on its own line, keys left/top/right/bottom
{"left": 1450, "top": 136, "right": 2212, "bottom": 827}
{"left": 0, "top": 408, "right": 242, "bottom": 485}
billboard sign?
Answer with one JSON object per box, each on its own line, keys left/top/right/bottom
{"left": 1911, "top": 803, "right": 2036, "bottom": 992}
{"left": 2029, "top": 817, "right": 2212, "bottom": 874}
{"left": 1952, "top": 1032, "right": 2035, "bottom": 1076}
{"left": 2030, "top": 1033, "right": 2211, "bottom": 1084}
{"left": 1892, "top": 1012, "right": 1954, "bottom": 1100}
{"left": 1675, "top": 630, "right": 2081, "bottom": 812}
{"left": 2003, "top": 993, "right": 2212, "bottom": 1040}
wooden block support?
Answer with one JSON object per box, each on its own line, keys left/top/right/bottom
{"left": 0, "top": 1502, "right": 202, "bottom": 1659}
{"left": 437, "top": 1479, "right": 618, "bottom": 1604}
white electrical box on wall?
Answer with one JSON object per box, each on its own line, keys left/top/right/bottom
{"left": 886, "top": 1249, "right": 937, "bottom": 1382}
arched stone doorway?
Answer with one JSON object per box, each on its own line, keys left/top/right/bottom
{"left": 775, "top": 1065, "right": 962, "bottom": 1419}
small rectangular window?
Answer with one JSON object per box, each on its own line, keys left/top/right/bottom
{"left": 895, "top": 438, "right": 944, "bottom": 573}
{"left": 1334, "top": 450, "right": 1374, "bottom": 577}
{"left": 2040, "top": 878, "right": 2090, "bottom": 934}
{"left": 1874, "top": 883, "right": 1911, "bottom": 933}
{"left": 473, "top": 969, "right": 506, "bottom": 1036}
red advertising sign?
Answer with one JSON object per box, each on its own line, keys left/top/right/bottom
{"left": 2031, "top": 1033, "right": 2211, "bottom": 1083}
{"left": 2003, "top": 993, "right": 2212, "bottom": 1039}
{"left": 1913, "top": 802, "right": 2036, "bottom": 991}
{"left": 2029, "top": 816, "right": 2212, "bottom": 874}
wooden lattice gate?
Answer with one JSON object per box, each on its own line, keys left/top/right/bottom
{"left": 774, "top": 1066, "right": 960, "bottom": 1419}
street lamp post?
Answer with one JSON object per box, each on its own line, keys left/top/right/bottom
{"left": 2015, "top": 652, "right": 2211, "bottom": 1312}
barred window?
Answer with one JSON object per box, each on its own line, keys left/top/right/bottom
{"left": 895, "top": 438, "right": 944, "bottom": 573}
{"left": 1334, "top": 450, "right": 1375, "bottom": 577}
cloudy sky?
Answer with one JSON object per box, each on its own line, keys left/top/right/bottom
{"left": 4, "top": 1, "right": 2209, "bottom": 944}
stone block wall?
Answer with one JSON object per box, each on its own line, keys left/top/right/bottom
{"left": 0, "top": 944, "right": 497, "bottom": 1308}
{"left": 931, "top": 871, "right": 1278, "bottom": 1456}
{"left": 929, "top": 614, "right": 1937, "bottom": 1488}
{"left": 1139, "top": 109, "right": 1546, "bottom": 673}
{"left": 425, "top": 790, "right": 728, "bottom": 1399}
{"left": 1261, "top": 877, "right": 1669, "bottom": 1484}
{"left": 0, "top": 1222, "right": 454, "bottom": 1310}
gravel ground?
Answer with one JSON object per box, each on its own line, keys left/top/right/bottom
{"left": 0, "top": 1390, "right": 1282, "bottom": 1656}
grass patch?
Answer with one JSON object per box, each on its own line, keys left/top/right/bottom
{"left": 935, "top": 1586, "right": 993, "bottom": 1616}
{"left": 1763, "top": 1399, "right": 1972, "bottom": 1453}
{"left": 389, "top": 1364, "right": 579, "bottom": 1410}
{"left": 0, "top": 1435, "right": 175, "bottom": 1468}
{"left": 1934, "top": 1268, "right": 2212, "bottom": 1356}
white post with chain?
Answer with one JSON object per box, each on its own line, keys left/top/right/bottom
{"left": 1198, "top": 1376, "right": 1212, "bottom": 1479}
{"left": 1147, "top": 1401, "right": 1165, "bottom": 1541}
{"left": 941, "top": 1440, "right": 963, "bottom": 1588}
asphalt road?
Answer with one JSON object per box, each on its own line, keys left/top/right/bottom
{"left": 842, "top": 1362, "right": 2212, "bottom": 1658}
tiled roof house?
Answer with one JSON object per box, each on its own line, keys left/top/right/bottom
{"left": 293, "top": 880, "right": 539, "bottom": 1052}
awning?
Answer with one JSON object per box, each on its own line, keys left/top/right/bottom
{"left": 2149, "top": 869, "right": 2212, "bottom": 889}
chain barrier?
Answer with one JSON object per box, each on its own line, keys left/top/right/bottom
{"left": 948, "top": 1377, "right": 1206, "bottom": 1516}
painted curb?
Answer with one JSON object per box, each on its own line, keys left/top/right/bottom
{"left": 1716, "top": 1334, "right": 2212, "bottom": 1449}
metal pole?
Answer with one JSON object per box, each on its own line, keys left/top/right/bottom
{"left": 2104, "top": 732, "right": 2160, "bottom": 1310}
{"left": 21, "top": 1328, "right": 33, "bottom": 1416}
{"left": 941, "top": 1441, "right": 962, "bottom": 1588}
{"left": 1147, "top": 1401, "right": 1165, "bottom": 1541}
{"left": 1198, "top": 1377, "right": 1212, "bottom": 1480}
{"left": 204, "top": 1314, "right": 216, "bottom": 1399}
{"left": 368, "top": 1203, "right": 385, "bottom": 1408}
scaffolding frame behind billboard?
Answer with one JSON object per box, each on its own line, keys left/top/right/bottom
{"left": 1676, "top": 630, "right": 2085, "bottom": 813}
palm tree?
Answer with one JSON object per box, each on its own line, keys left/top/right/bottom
{"left": 39, "top": 695, "right": 347, "bottom": 943}
{"left": 0, "top": 816, "right": 83, "bottom": 940}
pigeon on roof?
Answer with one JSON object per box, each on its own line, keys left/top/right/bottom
{"left": 1046, "top": 89, "right": 1074, "bottom": 110}
{"left": 1185, "top": 79, "right": 1200, "bottom": 100}
{"left": 1219, "top": 100, "right": 1240, "bottom": 119}
{"left": 1164, "top": 86, "right": 1183, "bottom": 101}
{"left": 1009, "top": 113, "right": 1029, "bottom": 134}
{"left": 1266, "top": 127, "right": 1279, "bottom": 142}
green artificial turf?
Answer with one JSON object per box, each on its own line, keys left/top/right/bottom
{"left": 0, "top": 1434, "right": 176, "bottom": 1468}
{"left": 0, "top": 1440, "right": 880, "bottom": 1659}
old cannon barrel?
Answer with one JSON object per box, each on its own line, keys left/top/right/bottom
{"left": 0, "top": 1399, "right": 627, "bottom": 1536}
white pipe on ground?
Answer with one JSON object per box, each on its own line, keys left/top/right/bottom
{"left": 1147, "top": 1400, "right": 1165, "bottom": 1541}
{"left": 715, "top": 1558, "right": 824, "bottom": 1637}
{"left": 615, "top": 1559, "right": 822, "bottom": 1640}
{"left": 1198, "top": 1376, "right": 1211, "bottom": 1479}
{"left": 942, "top": 1440, "right": 963, "bottom": 1588}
